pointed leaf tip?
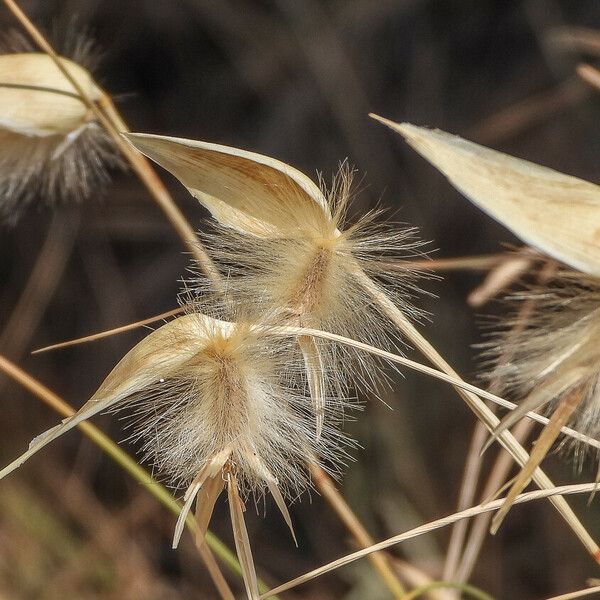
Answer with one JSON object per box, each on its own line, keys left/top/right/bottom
{"left": 378, "top": 118, "right": 600, "bottom": 276}
{"left": 124, "top": 131, "right": 330, "bottom": 238}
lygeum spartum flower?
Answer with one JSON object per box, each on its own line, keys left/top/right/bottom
{"left": 374, "top": 114, "right": 600, "bottom": 530}
{"left": 0, "top": 51, "right": 120, "bottom": 223}
{"left": 124, "top": 133, "right": 428, "bottom": 437}
{"left": 0, "top": 311, "right": 349, "bottom": 599}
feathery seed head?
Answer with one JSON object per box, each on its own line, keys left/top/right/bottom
{"left": 0, "top": 51, "right": 121, "bottom": 223}
{"left": 125, "top": 313, "right": 346, "bottom": 496}
{"left": 0, "top": 310, "right": 350, "bottom": 500}
{"left": 0, "top": 310, "right": 352, "bottom": 595}
{"left": 126, "top": 133, "right": 428, "bottom": 392}
{"left": 484, "top": 273, "right": 600, "bottom": 457}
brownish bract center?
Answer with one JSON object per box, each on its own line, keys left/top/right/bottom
{"left": 286, "top": 240, "right": 335, "bottom": 322}
{"left": 194, "top": 338, "right": 251, "bottom": 443}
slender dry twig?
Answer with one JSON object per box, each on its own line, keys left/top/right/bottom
{"left": 310, "top": 465, "right": 407, "bottom": 598}
{"left": 1, "top": 0, "right": 220, "bottom": 283}
{"left": 262, "top": 482, "right": 600, "bottom": 598}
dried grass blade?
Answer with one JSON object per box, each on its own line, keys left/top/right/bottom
{"left": 265, "top": 477, "right": 297, "bottom": 546}
{"left": 481, "top": 368, "right": 587, "bottom": 455}
{"left": 196, "top": 475, "right": 226, "bottom": 545}
{"left": 173, "top": 479, "right": 203, "bottom": 549}
{"left": 228, "top": 473, "right": 260, "bottom": 600}
{"left": 490, "top": 388, "right": 585, "bottom": 533}
{"left": 267, "top": 323, "right": 600, "bottom": 453}
{"left": 299, "top": 335, "right": 325, "bottom": 440}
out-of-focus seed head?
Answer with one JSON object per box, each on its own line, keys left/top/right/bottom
{"left": 0, "top": 50, "right": 121, "bottom": 224}
{"left": 483, "top": 273, "right": 600, "bottom": 463}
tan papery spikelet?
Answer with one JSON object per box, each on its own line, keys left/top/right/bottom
{"left": 124, "top": 132, "right": 331, "bottom": 236}
{"left": 0, "top": 313, "right": 219, "bottom": 480}
{"left": 0, "top": 53, "right": 100, "bottom": 135}
{"left": 371, "top": 114, "right": 600, "bottom": 277}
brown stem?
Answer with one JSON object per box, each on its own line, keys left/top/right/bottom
{"left": 1, "top": 0, "right": 220, "bottom": 282}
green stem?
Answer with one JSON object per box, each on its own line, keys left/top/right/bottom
{"left": 403, "top": 581, "right": 495, "bottom": 600}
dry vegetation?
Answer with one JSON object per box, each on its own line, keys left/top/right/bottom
{"left": 2, "top": 2, "right": 600, "bottom": 599}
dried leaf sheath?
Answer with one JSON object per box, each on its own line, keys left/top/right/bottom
{"left": 372, "top": 115, "right": 600, "bottom": 277}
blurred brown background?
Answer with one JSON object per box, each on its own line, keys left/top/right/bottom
{"left": 1, "top": 1, "right": 600, "bottom": 598}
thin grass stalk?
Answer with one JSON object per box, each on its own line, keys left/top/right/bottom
{"left": 454, "top": 418, "right": 534, "bottom": 583}
{"left": 396, "top": 253, "right": 519, "bottom": 273}
{"left": 32, "top": 307, "right": 185, "bottom": 354}
{"left": 0, "top": 355, "right": 277, "bottom": 598}
{"left": 310, "top": 465, "right": 406, "bottom": 598}
{"left": 275, "top": 325, "right": 600, "bottom": 452}
{"left": 262, "top": 482, "right": 600, "bottom": 598}
{"left": 577, "top": 63, "right": 600, "bottom": 91}
{"left": 353, "top": 271, "right": 600, "bottom": 561}
{"left": 1, "top": 0, "right": 220, "bottom": 283}
{"left": 443, "top": 261, "right": 556, "bottom": 583}
{"left": 441, "top": 421, "right": 490, "bottom": 585}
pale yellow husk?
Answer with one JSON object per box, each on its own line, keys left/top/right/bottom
{"left": 124, "top": 132, "right": 330, "bottom": 236}
{"left": 0, "top": 53, "right": 101, "bottom": 136}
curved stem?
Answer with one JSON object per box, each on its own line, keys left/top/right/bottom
{"left": 1, "top": 0, "right": 220, "bottom": 282}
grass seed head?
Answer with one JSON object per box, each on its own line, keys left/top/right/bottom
{"left": 483, "top": 273, "right": 600, "bottom": 463}
{"left": 0, "top": 50, "right": 121, "bottom": 223}
{"left": 126, "top": 132, "right": 429, "bottom": 395}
